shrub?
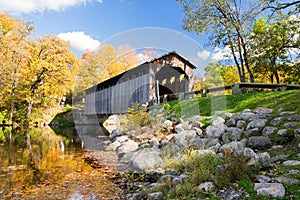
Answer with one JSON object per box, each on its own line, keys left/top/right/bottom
{"left": 127, "top": 103, "right": 151, "bottom": 127}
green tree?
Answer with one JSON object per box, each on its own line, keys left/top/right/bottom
{"left": 250, "top": 14, "right": 300, "bottom": 83}
{"left": 204, "top": 62, "right": 224, "bottom": 88}
{"left": 176, "top": 0, "right": 269, "bottom": 83}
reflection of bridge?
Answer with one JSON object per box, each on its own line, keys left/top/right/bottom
{"left": 84, "top": 52, "right": 196, "bottom": 115}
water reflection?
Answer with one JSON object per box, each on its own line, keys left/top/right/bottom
{"left": 0, "top": 126, "right": 119, "bottom": 199}
{"left": 74, "top": 124, "right": 110, "bottom": 151}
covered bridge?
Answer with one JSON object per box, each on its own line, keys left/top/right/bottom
{"left": 84, "top": 51, "right": 196, "bottom": 115}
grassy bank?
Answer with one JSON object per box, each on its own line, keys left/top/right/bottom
{"left": 165, "top": 90, "right": 300, "bottom": 118}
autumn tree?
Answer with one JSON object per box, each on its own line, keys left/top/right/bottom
{"left": 117, "top": 44, "right": 140, "bottom": 72}
{"left": 0, "top": 13, "right": 33, "bottom": 121}
{"left": 176, "top": 0, "right": 269, "bottom": 83}
{"left": 75, "top": 44, "right": 142, "bottom": 95}
{"left": 24, "top": 35, "right": 78, "bottom": 118}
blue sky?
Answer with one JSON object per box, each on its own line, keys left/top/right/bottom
{"left": 0, "top": 0, "right": 230, "bottom": 75}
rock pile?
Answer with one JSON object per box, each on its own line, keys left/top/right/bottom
{"left": 104, "top": 107, "right": 300, "bottom": 199}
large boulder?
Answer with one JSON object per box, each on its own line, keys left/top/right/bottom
{"left": 254, "top": 183, "right": 285, "bottom": 198}
{"left": 206, "top": 125, "right": 226, "bottom": 139}
{"left": 128, "top": 148, "right": 164, "bottom": 173}
{"left": 116, "top": 139, "right": 138, "bottom": 158}
{"left": 262, "top": 126, "right": 277, "bottom": 136}
{"left": 248, "top": 136, "right": 271, "bottom": 150}
{"left": 198, "top": 182, "right": 215, "bottom": 192}
{"left": 219, "top": 140, "right": 246, "bottom": 155}
{"left": 174, "top": 130, "right": 197, "bottom": 148}
{"left": 247, "top": 119, "right": 267, "bottom": 130}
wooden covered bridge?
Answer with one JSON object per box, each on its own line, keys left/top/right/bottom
{"left": 84, "top": 52, "right": 196, "bottom": 115}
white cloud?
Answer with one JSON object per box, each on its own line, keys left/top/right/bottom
{"left": 0, "top": 0, "right": 103, "bottom": 14}
{"left": 197, "top": 50, "right": 210, "bottom": 60}
{"left": 212, "top": 46, "right": 232, "bottom": 61}
{"left": 57, "top": 31, "right": 100, "bottom": 51}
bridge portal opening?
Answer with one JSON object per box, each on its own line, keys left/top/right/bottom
{"left": 155, "top": 65, "right": 189, "bottom": 100}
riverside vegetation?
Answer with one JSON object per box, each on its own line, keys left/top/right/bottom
{"left": 99, "top": 90, "right": 300, "bottom": 199}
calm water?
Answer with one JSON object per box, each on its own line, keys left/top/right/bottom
{"left": 0, "top": 126, "right": 120, "bottom": 199}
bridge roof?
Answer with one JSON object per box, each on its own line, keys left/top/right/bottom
{"left": 85, "top": 51, "right": 196, "bottom": 93}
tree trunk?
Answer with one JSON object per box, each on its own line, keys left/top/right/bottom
{"left": 26, "top": 88, "right": 36, "bottom": 118}
{"left": 9, "top": 67, "right": 18, "bottom": 122}
{"left": 241, "top": 37, "right": 255, "bottom": 83}
{"left": 271, "top": 55, "right": 280, "bottom": 84}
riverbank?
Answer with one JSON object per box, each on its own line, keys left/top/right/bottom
{"left": 91, "top": 90, "right": 300, "bottom": 199}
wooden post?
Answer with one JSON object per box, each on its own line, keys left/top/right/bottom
{"left": 232, "top": 84, "right": 240, "bottom": 95}
{"left": 156, "top": 80, "right": 160, "bottom": 105}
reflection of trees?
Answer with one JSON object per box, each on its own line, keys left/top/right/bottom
{"left": 0, "top": 127, "right": 82, "bottom": 197}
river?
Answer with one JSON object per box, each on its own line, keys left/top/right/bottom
{"left": 0, "top": 125, "right": 122, "bottom": 199}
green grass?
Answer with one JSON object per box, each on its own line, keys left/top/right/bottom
{"left": 165, "top": 90, "right": 300, "bottom": 118}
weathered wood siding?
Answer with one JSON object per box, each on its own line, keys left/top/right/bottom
{"left": 84, "top": 52, "right": 196, "bottom": 115}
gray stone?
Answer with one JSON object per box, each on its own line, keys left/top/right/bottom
{"left": 270, "top": 117, "right": 284, "bottom": 126}
{"left": 174, "top": 130, "right": 197, "bottom": 148}
{"left": 240, "top": 112, "right": 256, "bottom": 120}
{"left": 206, "top": 125, "right": 225, "bottom": 139}
{"left": 115, "top": 135, "right": 129, "bottom": 143}
{"left": 165, "top": 168, "right": 178, "bottom": 175}
{"left": 254, "top": 183, "right": 285, "bottom": 198}
{"left": 106, "top": 141, "right": 121, "bottom": 151}
{"left": 191, "top": 127, "right": 203, "bottom": 136}
{"left": 274, "top": 176, "right": 299, "bottom": 184}
{"left": 294, "top": 128, "right": 300, "bottom": 137}
{"left": 225, "top": 118, "right": 236, "bottom": 127}
{"left": 244, "top": 148, "right": 259, "bottom": 167}
{"left": 128, "top": 148, "right": 164, "bottom": 173}
{"left": 162, "top": 120, "right": 173, "bottom": 129}
{"left": 147, "top": 192, "right": 163, "bottom": 200}
{"left": 109, "top": 129, "right": 122, "bottom": 141}
{"left": 262, "top": 126, "right": 277, "bottom": 136}
{"left": 205, "top": 138, "right": 219, "bottom": 148}
{"left": 257, "top": 113, "right": 274, "bottom": 119}
{"left": 284, "top": 122, "right": 299, "bottom": 128}
{"left": 280, "top": 111, "right": 295, "bottom": 116}
{"left": 245, "top": 128, "right": 260, "bottom": 136}
{"left": 236, "top": 120, "right": 247, "bottom": 129}
{"left": 188, "top": 115, "right": 202, "bottom": 123}
{"left": 287, "top": 170, "right": 300, "bottom": 176}
{"left": 227, "top": 127, "right": 243, "bottom": 141}
{"left": 188, "top": 137, "right": 207, "bottom": 149}
{"left": 198, "top": 182, "right": 215, "bottom": 192}
{"left": 116, "top": 139, "right": 138, "bottom": 158}
{"left": 282, "top": 160, "right": 300, "bottom": 166}
{"left": 211, "top": 116, "right": 225, "bottom": 126}
{"left": 271, "top": 145, "right": 284, "bottom": 149}
{"left": 160, "top": 175, "right": 175, "bottom": 182}
{"left": 277, "top": 129, "right": 288, "bottom": 136}
{"left": 254, "top": 107, "right": 273, "bottom": 114}
{"left": 270, "top": 155, "right": 289, "bottom": 163}
{"left": 255, "top": 175, "right": 271, "bottom": 183}
{"left": 172, "top": 176, "right": 184, "bottom": 186}
{"left": 191, "top": 121, "right": 202, "bottom": 129}
{"left": 247, "top": 119, "right": 267, "bottom": 130}
{"left": 287, "top": 115, "right": 300, "bottom": 121}
{"left": 119, "top": 151, "right": 136, "bottom": 164}
{"left": 174, "top": 124, "right": 185, "bottom": 133}
{"left": 258, "top": 152, "right": 271, "bottom": 168}
{"left": 217, "top": 188, "right": 245, "bottom": 200}
{"left": 248, "top": 136, "right": 271, "bottom": 150}
{"left": 220, "top": 140, "right": 246, "bottom": 155}
{"left": 150, "top": 136, "right": 160, "bottom": 147}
